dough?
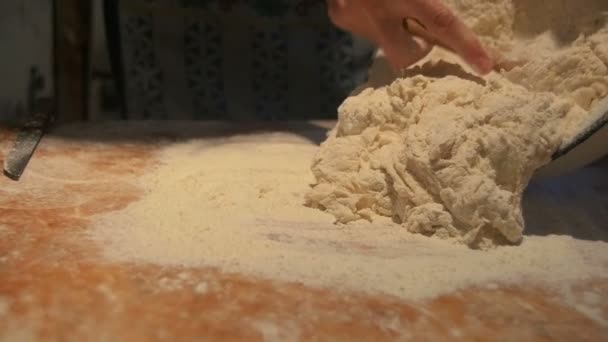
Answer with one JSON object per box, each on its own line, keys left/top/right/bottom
{"left": 306, "top": 0, "right": 608, "bottom": 248}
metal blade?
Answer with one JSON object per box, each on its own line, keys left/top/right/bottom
{"left": 552, "top": 99, "right": 608, "bottom": 160}
{"left": 3, "top": 127, "right": 44, "bottom": 181}
{"left": 3, "top": 97, "right": 52, "bottom": 181}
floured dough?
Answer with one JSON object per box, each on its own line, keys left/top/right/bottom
{"left": 306, "top": 0, "right": 608, "bottom": 248}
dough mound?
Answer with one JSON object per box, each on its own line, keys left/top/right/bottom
{"left": 307, "top": 0, "right": 607, "bottom": 249}
{"left": 306, "top": 75, "right": 577, "bottom": 249}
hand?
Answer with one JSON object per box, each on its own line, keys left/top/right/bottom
{"left": 327, "top": 0, "right": 494, "bottom": 74}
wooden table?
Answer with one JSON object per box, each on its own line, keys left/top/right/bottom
{"left": 1, "top": 121, "right": 607, "bottom": 341}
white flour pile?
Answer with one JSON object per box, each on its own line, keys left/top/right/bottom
{"left": 89, "top": 136, "right": 608, "bottom": 300}
{"left": 307, "top": 0, "right": 608, "bottom": 248}
{"left": 88, "top": 0, "right": 608, "bottom": 300}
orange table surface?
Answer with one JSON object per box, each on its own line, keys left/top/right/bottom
{"left": 1, "top": 122, "right": 607, "bottom": 341}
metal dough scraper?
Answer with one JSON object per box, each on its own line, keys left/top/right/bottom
{"left": 3, "top": 99, "right": 53, "bottom": 181}
{"left": 553, "top": 99, "right": 608, "bottom": 160}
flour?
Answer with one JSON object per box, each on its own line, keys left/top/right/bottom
{"left": 307, "top": 0, "right": 608, "bottom": 248}
{"left": 88, "top": 136, "right": 608, "bottom": 300}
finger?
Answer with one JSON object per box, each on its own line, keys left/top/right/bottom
{"left": 403, "top": 18, "right": 445, "bottom": 49}
{"left": 326, "top": 0, "right": 345, "bottom": 16}
{"left": 329, "top": 0, "right": 432, "bottom": 70}
{"left": 356, "top": 1, "right": 433, "bottom": 70}
{"left": 403, "top": 0, "right": 494, "bottom": 74}
{"left": 371, "top": 16, "right": 433, "bottom": 70}
{"left": 404, "top": 18, "right": 523, "bottom": 72}
{"left": 327, "top": 0, "right": 377, "bottom": 42}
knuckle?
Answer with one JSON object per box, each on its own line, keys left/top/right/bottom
{"left": 326, "top": 0, "right": 356, "bottom": 28}
{"left": 328, "top": 13, "right": 351, "bottom": 31}
{"left": 432, "top": 8, "right": 456, "bottom": 29}
{"left": 327, "top": 7, "right": 346, "bottom": 26}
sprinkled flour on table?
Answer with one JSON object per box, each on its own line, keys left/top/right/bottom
{"left": 88, "top": 137, "right": 608, "bottom": 300}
